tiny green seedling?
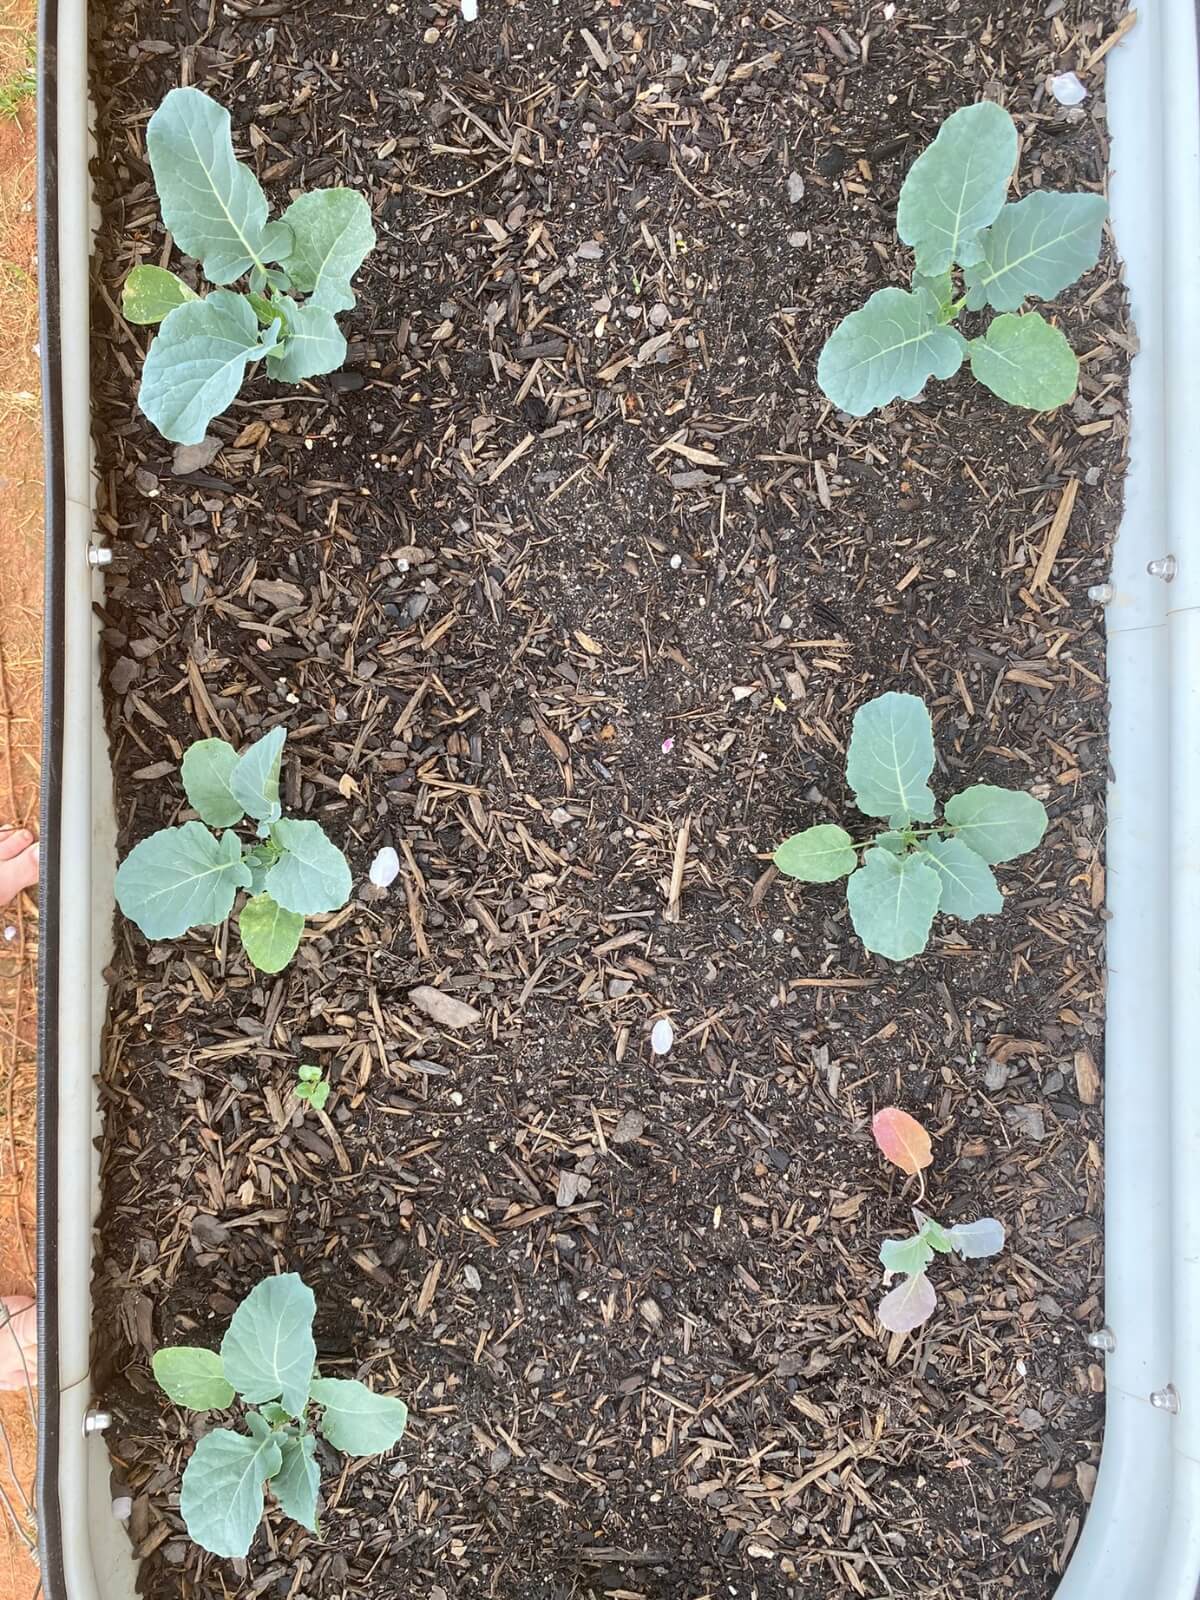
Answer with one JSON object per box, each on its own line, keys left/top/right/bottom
{"left": 773, "top": 691, "right": 1047, "bottom": 960}
{"left": 818, "top": 102, "right": 1107, "bottom": 415}
{"left": 114, "top": 727, "right": 351, "bottom": 973}
{"left": 871, "top": 1108, "right": 1004, "bottom": 1333}
{"left": 294, "top": 1064, "right": 330, "bottom": 1114}
{"left": 123, "top": 87, "right": 375, "bottom": 443}
{"left": 153, "top": 1274, "right": 408, "bottom": 1558}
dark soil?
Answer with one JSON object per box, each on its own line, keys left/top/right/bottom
{"left": 87, "top": 0, "right": 1128, "bottom": 1595}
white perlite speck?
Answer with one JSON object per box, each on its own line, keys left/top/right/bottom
{"left": 369, "top": 846, "right": 401, "bottom": 887}
{"left": 650, "top": 1018, "right": 674, "bottom": 1055}
{"left": 461, "top": 0, "right": 478, "bottom": 18}
{"left": 1049, "top": 71, "right": 1087, "bottom": 106}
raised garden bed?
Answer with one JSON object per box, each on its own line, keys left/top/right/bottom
{"left": 81, "top": 0, "right": 1129, "bottom": 1594}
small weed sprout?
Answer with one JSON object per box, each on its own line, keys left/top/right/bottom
{"left": 872, "top": 1108, "right": 1004, "bottom": 1334}
{"left": 773, "top": 692, "right": 1047, "bottom": 960}
{"left": 114, "top": 728, "right": 351, "bottom": 973}
{"left": 818, "top": 102, "right": 1106, "bottom": 415}
{"left": 294, "top": 1064, "right": 330, "bottom": 1114}
{"left": 153, "top": 1274, "right": 408, "bottom": 1557}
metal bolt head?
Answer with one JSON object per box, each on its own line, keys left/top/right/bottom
{"left": 1147, "top": 555, "right": 1177, "bottom": 582}
{"left": 1087, "top": 1327, "right": 1116, "bottom": 1352}
{"left": 83, "top": 1408, "right": 112, "bottom": 1435}
{"left": 1150, "top": 1385, "right": 1179, "bottom": 1414}
{"left": 1087, "top": 583, "right": 1114, "bottom": 604}
{"left": 87, "top": 545, "right": 113, "bottom": 569}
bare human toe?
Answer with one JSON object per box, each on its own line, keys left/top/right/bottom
{"left": 0, "top": 840, "right": 37, "bottom": 904}
{"left": 0, "top": 827, "right": 33, "bottom": 863}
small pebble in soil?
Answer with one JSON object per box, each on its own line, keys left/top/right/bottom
{"left": 461, "top": 0, "right": 477, "bottom": 17}
{"left": 369, "top": 845, "right": 400, "bottom": 887}
{"left": 651, "top": 1018, "right": 674, "bottom": 1055}
{"left": 1049, "top": 70, "right": 1087, "bottom": 106}
{"left": 669, "top": 553, "right": 682, "bottom": 569}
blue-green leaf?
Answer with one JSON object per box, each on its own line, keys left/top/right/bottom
{"left": 230, "top": 726, "right": 286, "bottom": 822}
{"left": 122, "top": 265, "right": 197, "bottom": 325}
{"left": 310, "top": 1377, "right": 408, "bottom": 1455}
{"left": 968, "top": 312, "right": 1078, "bottom": 410}
{"left": 266, "top": 298, "right": 347, "bottom": 383}
{"left": 265, "top": 820, "right": 352, "bottom": 916}
{"left": 878, "top": 1270, "right": 937, "bottom": 1334}
{"left": 915, "top": 1210, "right": 955, "bottom": 1253}
{"left": 879, "top": 1234, "right": 934, "bottom": 1278}
{"left": 239, "top": 892, "right": 304, "bottom": 973}
{"left": 152, "top": 1347, "right": 235, "bottom": 1411}
{"left": 920, "top": 835, "right": 1002, "bottom": 920}
{"left": 271, "top": 1434, "right": 320, "bottom": 1533}
{"left": 139, "top": 291, "right": 273, "bottom": 444}
{"left": 275, "top": 189, "right": 375, "bottom": 313}
{"left": 845, "top": 692, "right": 936, "bottom": 823}
{"left": 817, "top": 286, "right": 966, "bottom": 416}
{"left": 219, "top": 1274, "right": 317, "bottom": 1419}
{"left": 947, "top": 1217, "right": 1006, "bottom": 1258}
{"left": 180, "top": 738, "right": 243, "bottom": 827}
{"left": 179, "top": 1427, "right": 282, "bottom": 1558}
{"left": 773, "top": 824, "right": 857, "bottom": 882}
{"left": 896, "top": 102, "right": 1017, "bottom": 275}
{"left": 846, "top": 847, "right": 942, "bottom": 961}
{"left": 965, "top": 191, "right": 1107, "bottom": 312}
{"left": 146, "top": 87, "right": 273, "bottom": 283}
{"left": 943, "top": 784, "right": 1048, "bottom": 863}
{"left": 115, "top": 822, "right": 252, "bottom": 939}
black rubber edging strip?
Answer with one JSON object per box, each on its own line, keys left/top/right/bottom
{"left": 36, "top": 0, "right": 68, "bottom": 1587}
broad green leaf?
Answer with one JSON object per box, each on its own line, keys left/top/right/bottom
{"left": 266, "top": 298, "right": 347, "bottom": 383}
{"left": 921, "top": 835, "right": 1002, "bottom": 920}
{"left": 846, "top": 847, "right": 942, "bottom": 961}
{"left": 879, "top": 1234, "right": 934, "bottom": 1278}
{"left": 897, "top": 101, "right": 1017, "bottom": 275}
{"left": 878, "top": 1270, "right": 937, "bottom": 1334}
{"left": 139, "top": 291, "right": 273, "bottom": 444}
{"left": 968, "top": 311, "right": 1078, "bottom": 409}
{"left": 915, "top": 1211, "right": 954, "bottom": 1253}
{"left": 146, "top": 87, "right": 273, "bottom": 283}
{"left": 846, "top": 692, "right": 936, "bottom": 823}
{"left": 152, "top": 1347, "right": 235, "bottom": 1411}
{"left": 122, "top": 265, "right": 197, "bottom": 325}
{"left": 943, "top": 784, "right": 1048, "bottom": 863}
{"left": 239, "top": 892, "right": 304, "bottom": 973}
{"left": 248, "top": 290, "right": 286, "bottom": 330}
{"left": 272, "top": 1433, "right": 320, "bottom": 1532}
{"left": 115, "top": 822, "right": 252, "bottom": 939}
{"left": 220, "top": 1274, "right": 317, "bottom": 1419}
{"left": 266, "top": 820, "right": 352, "bottom": 916}
{"left": 276, "top": 189, "right": 375, "bottom": 313}
{"left": 180, "top": 738, "right": 243, "bottom": 827}
{"left": 258, "top": 1402, "right": 291, "bottom": 1425}
{"left": 965, "top": 191, "right": 1107, "bottom": 312}
{"left": 947, "top": 1216, "right": 1006, "bottom": 1259}
{"left": 230, "top": 725, "right": 286, "bottom": 822}
{"left": 310, "top": 1377, "right": 408, "bottom": 1455}
{"left": 817, "top": 286, "right": 966, "bottom": 416}
{"left": 875, "top": 830, "right": 907, "bottom": 854}
{"left": 911, "top": 269, "right": 954, "bottom": 316}
{"left": 773, "top": 824, "right": 857, "bottom": 882}
{"left": 179, "top": 1427, "right": 282, "bottom": 1558}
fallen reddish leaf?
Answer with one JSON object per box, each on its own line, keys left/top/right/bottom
{"left": 872, "top": 1106, "right": 933, "bottom": 1175}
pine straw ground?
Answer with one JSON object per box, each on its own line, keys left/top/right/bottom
{"left": 87, "top": 0, "right": 1128, "bottom": 1595}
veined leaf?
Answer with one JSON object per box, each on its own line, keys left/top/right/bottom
{"left": 914, "top": 1210, "right": 954, "bottom": 1253}
{"left": 152, "top": 1347, "right": 235, "bottom": 1411}
{"left": 872, "top": 1106, "right": 933, "bottom": 1175}
{"left": 230, "top": 726, "right": 286, "bottom": 822}
{"left": 220, "top": 1274, "right": 317, "bottom": 1419}
{"left": 847, "top": 847, "right": 942, "bottom": 960}
{"left": 181, "top": 738, "right": 244, "bottom": 827}
{"left": 968, "top": 312, "right": 1078, "bottom": 410}
{"left": 846, "top": 692, "right": 936, "bottom": 823}
{"left": 271, "top": 1434, "right": 320, "bottom": 1533}
{"left": 310, "top": 1377, "right": 408, "bottom": 1455}
{"left": 115, "top": 822, "right": 251, "bottom": 939}
{"left": 239, "top": 892, "right": 304, "bottom": 973}
{"left": 146, "top": 87, "right": 273, "bottom": 283}
{"left": 139, "top": 291, "right": 275, "bottom": 444}
{"left": 878, "top": 1270, "right": 937, "bottom": 1334}
{"left": 266, "top": 298, "right": 348, "bottom": 383}
{"left": 817, "top": 286, "right": 966, "bottom": 416}
{"left": 921, "top": 835, "right": 1002, "bottom": 920}
{"left": 947, "top": 1216, "right": 1006, "bottom": 1259}
{"left": 879, "top": 1234, "right": 934, "bottom": 1278}
{"left": 943, "top": 784, "right": 1048, "bottom": 863}
{"left": 911, "top": 269, "right": 955, "bottom": 317}
{"left": 965, "top": 191, "right": 1107, "bottom": 312}
{"left": 266, "top": 820, "right": 352, "bottom": 916}
{"left": 897, "top": 101, "right": 1017, "bottom": 275}
{"left": 179, "top": 1427, "right": 282, "bottom": 1558}
{"left": 276, "top": 189, "right": 375, "bottom": 313}
{"left": 122, "top": 265, "right": 197, "bottom": 325}
{"left": 773, "top": 824, "right": 857, "bottom": 882}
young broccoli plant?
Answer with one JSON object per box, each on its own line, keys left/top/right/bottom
{"left": 872, "top": 1108, "right": 1004, "bottom": 1334}
{"left": 114, "top": 727, "right": 351, "bottom": 973}
{"left": 818, "top": 102, "right": 1107, "bottom": 415}
{"left": 122, "top": 87, "right": 375, "bottom": 444}
{"left": 773, "top": 691, "right": 1047, "bottom": 961}
{"left": 152, "top": 1274, "right": 408, "bottom": 1559}
{"left": 294, "top": 1063, "right": 330, "bottom": 1113}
